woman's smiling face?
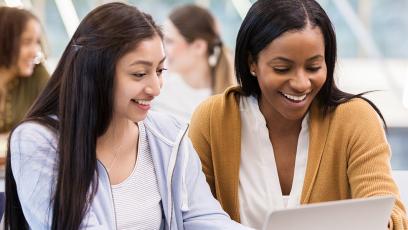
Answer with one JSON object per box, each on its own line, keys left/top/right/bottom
{"left": 250, "top": 24, "right": 327, "bottom": 122}
{"left": 17, "top": 19, "right": 42, "bottom": 77}
{"left": 113, "top": 35, "right": 166, "bottom": 122}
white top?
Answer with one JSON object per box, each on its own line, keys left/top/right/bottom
{"left": 238, "top": 96, "right": 309, "bottom": 229}
{"left": 153, "top": 73, "right": 211, "bottom": 122}
{"left": 111, "top": 122, "right": 162, "bottom": 229}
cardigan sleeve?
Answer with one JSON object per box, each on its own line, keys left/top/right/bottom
{"left": 189, "top": 99, "right": 216, "bottom": 197}
{"left": 341, "top": 99, "right": 408, "bottom": 230}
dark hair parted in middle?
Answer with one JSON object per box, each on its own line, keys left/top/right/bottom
{"left": 235, "top": 0, "right": 385, "bottom": 122}
{"left": 4, "top": 2, "right": 162, "bottom": 229}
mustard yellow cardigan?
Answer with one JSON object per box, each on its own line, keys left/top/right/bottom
{"left": 189, "top": 86, "right": 407, "bottom": 229}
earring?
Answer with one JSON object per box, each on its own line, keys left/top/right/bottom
{"left": 250, "top": 71, "right": 256, "bottom": 76}
{"left": 208, "top": 46, "right": 221, "bottom": 67}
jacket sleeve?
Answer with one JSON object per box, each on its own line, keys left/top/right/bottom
{"left": 10, "top": 122, "right": 107, "bottom": 229}
{"left": 188, "top": 100, "right": 216, "bottom": 196}
{"left": 180, "top": 138, "right": 251, "bottom": 230}
{"left": 343, "top": 100, "right": 408, "bottom": 230}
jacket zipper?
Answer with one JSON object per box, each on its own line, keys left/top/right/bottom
{"left": 99, "top": 162, "right": 118, "bottom": 230}
{"left": 167, "top": 125, "right": 189, "bottom": 230}
{"left": 108, "top": 176, "right": 118, "bottom": 230}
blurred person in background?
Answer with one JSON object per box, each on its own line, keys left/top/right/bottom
{"left": 153, "top": 4, "right": 235, "bottom": 121}
{"left": 0, "top": 6, "right": 49, "bottom": 158}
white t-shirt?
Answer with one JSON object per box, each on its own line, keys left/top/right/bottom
{"left": 111, "top": 122, "right": 162, "bottom": 229}
{"left": 238, "top": 96, "right": 309, "bottom": 229}
{"left": 153, "top": 73, "right": 211, "bottom": 122}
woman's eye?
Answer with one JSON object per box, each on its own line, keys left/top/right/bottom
{"left": 156, "top": 68, "right": 168, "bottom": 76}
{"left": 307, "top": 66, "right": 322, "bottom": 72}
{"left": 131, "top": 73, "right": 146, "bottom": 78}
{"left": 273, "top": 67, "right": 290, "bottom": 73}
{"left": 21, "top": 39, "right": 31, "bottom": 46}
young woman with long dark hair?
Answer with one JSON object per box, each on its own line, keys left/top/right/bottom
{"left": 189, "top": 0, "right": 407, "bottom": 229}
{"left": 4, "top": 3, "right": 250, "bottom": 229}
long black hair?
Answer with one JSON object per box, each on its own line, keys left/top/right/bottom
{"left": 235, "top": 0, "right": 385, "bottom": 124}
{"left": 4, "top": 2, "right": 162, "bottom": 229}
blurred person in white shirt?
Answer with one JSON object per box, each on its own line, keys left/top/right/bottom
{"left": 154, "top": 4, "right": 235, "bottom": 121}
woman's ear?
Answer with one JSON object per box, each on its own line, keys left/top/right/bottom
{"left": 248, "top": 54, "right": 257, "bottom": 77}
{"left": 190, "top": 38, "right": 208, "bottom": 57}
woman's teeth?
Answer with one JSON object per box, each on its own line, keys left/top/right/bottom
{"left": 281, "top": 92, "right": 307, "bottom": 102}
{"left": 132, "top": 99, "right": 151, "bottom": 105}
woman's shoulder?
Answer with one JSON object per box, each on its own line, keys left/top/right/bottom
{"left": 13, "top": 121, "right": 54, "bottom": 136}
{"left": 190, "top": 86, "right": 243, "bottom": 138}
{"left": 326, "top": 98, "right": 384, "bottom": 132}
{"left": 144, "top": 111, "right": 189, "bottom": 143}
{"left": 333, "top": 98, "right": 379, "bottom": 119}
{"left": 146, "top": 111, "right": 186, "bottom": 129}
{"left": 11, "top": 121, "right": 57, "bottom": 149}
{"left": 193, "top": 85, "right": 242, "bottom": 117}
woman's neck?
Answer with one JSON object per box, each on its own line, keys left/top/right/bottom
{"left": 97, "top": 117, "right": 133, "bottom": 155}
{"left": 258, "top": 97, "right": 303, "bottom": 136}
{"left": 97, "top": 116, "right": 139, "bottom": 182}
{"left": 179, "top": 59, "right": 212, "bottom": 89}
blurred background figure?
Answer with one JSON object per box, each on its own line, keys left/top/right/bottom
{"left": 0, "top": 6, "right": 49, "bottom": 160}
{"left": 153, "top": 4, "right": 235, "bottom": 121}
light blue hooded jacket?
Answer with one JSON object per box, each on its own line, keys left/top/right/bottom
{"left": 10, "top": 112, "right": 250, "bottom": 229}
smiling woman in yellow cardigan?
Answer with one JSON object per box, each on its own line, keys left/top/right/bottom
{"left": 188, "top": 0, "right": 407, "bottom": 229}
{"left": 190, "top": 87, "right": 407, "bottom": 229}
